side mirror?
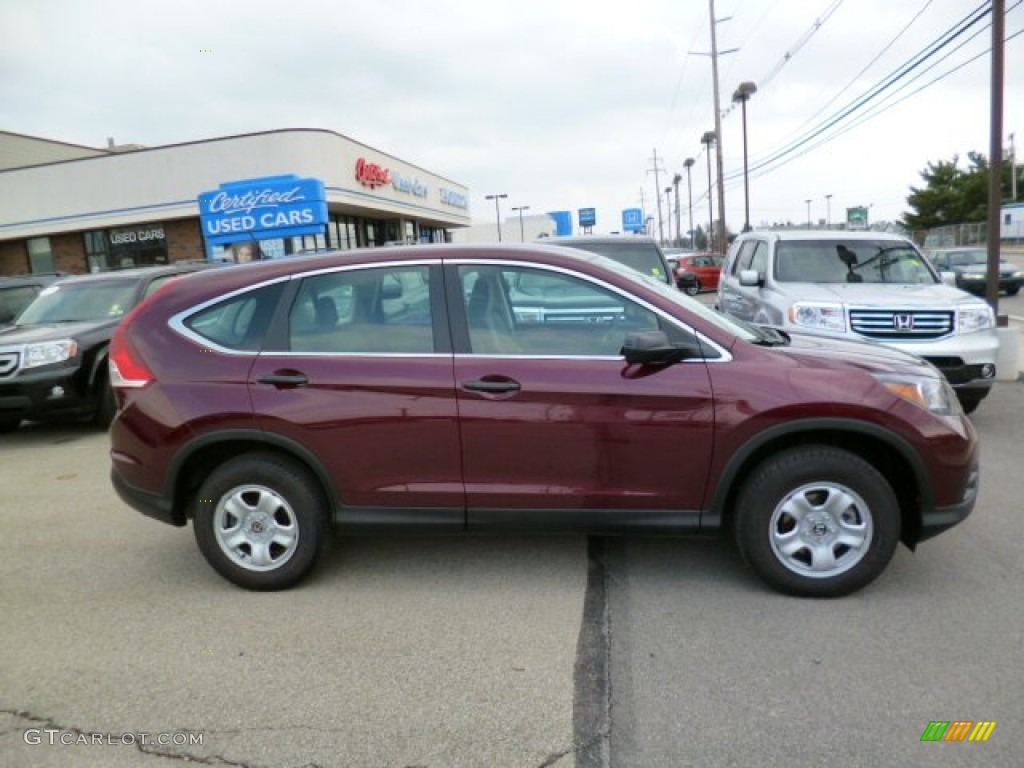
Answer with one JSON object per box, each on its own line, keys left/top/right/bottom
{"left": 738, "top": 269, "right": 763, "bottom": 287}
{"left": 621, "top": 331, "right": 701, "bottom": 366}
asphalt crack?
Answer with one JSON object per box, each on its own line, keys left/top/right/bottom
{"left": 572, "top": 535, "right": 613, "bottom": 768}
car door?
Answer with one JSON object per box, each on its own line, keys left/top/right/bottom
{"left": 249, "top": 261, "right": 464, "bottom": 524}
{"left": 719, "top": 239, "right": 768, "bottom": 321}
{"left": 448, "top": 260, "right": 715, "bottom": 531}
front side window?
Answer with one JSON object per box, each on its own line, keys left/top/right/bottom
{"left": 289, "top": 265, "right": 434, "bottom": 353}
{"left": 458, "top": 265, "right": 668, "bottom": 356}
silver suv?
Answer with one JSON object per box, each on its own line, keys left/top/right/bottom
{"left": 717, "top": 230, "right": 998, "bottom": 413}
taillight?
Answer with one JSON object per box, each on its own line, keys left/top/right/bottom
{"left": 109, "top": 308, "right": 154, "bottom": 388}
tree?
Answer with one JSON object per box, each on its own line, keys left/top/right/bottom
{"left": 902, "top": 151, "right": 1016, "bottom": 231}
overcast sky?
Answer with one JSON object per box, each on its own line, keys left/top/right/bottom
{"left": 1, "top": 0, "right": 1022, "bottom": 237}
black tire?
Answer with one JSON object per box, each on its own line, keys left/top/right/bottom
{"left": 1005, "top": 287, "right": 1019, "bottom": 297}
{"left": 733, "top": 446, "right": 900, "bottom": 597}
{"left": 0, "top": 415, "right": 21, "bottom": 434}
{"left": 92, "top": 372, "right": 116, "bottom": 428}
{"left": 193, "top": 452, "right": 329, "bottom": 590}
{"left": 684, "top": 280, "right": 701, "bottom": 296}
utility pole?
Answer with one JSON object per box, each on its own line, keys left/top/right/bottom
{"left": 708, "top": 0, "right": 731, "bottom": 255}
{"left": 985, "top": 0, "right": 1004, "bottom": 313}
{"left": 647, "top": 149, "right": 667, "bottom": 244}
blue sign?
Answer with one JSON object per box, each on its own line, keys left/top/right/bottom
{"left": 549, "top": 211, "right": 573, "bottom": 237}
{"left": 622, "top": 208, "right": 644, "bottom": 232}
{"left": 578, "top": 207, "right": 597, "bottom": 227}
{"left": 199, "top": 175, "right": 328, "bottom": 245}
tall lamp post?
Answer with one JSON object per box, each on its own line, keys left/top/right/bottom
{"left": 825, "top": 194, "right": 833, "bottom": 228}
{"left": 732, "top": 81, "right": 757, "bottom": 233}
{"left": 511, "top": 205, "right": 530, "bottom": 242}
{"left": 683, "top": 158, "right": 695, "bottom": 249}
{"left": 665, "top": 187, "right": 673, "bottom": 245}
{"left": 804, "top": 198, "right": 812, "bottom": 228}
{"left": 701, "top": 131, "right": 716, "bottom": 250}
{"left": 672, "top": 174, "right": 682, "bottom": 246}
{"left": 485, "top": 193, "right": 508, "bottom": 242}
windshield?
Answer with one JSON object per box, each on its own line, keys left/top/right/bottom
{"left": 17, "top": 280, "right": 138, "bottom": 324}
{"left": 774, "top": 241, "right": 937, "bottom": 285}
{"left": 948, "top": 250, "right": 988, "bottom": 267}
{"left": 598, "top": 256, "right": 760, "bottom": 342}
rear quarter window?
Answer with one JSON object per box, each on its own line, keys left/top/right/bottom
{"left": 183, "top": 282, "right": 285, "bottom": 351}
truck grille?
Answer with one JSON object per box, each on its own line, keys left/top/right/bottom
{"left": 0, "top": 351, "right": 19, "bottom": 378}
{"left": 849, "top": 309, "right": 954, "bottom": 340}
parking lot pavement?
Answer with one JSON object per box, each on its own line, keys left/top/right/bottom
{"left": 0, "top": 423, "right": 586, "bottom": 767}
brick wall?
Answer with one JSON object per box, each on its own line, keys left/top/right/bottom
{"left": 51, "top": 233, "right": 87, "bottom": 274}
{"left": 0, "top": 240, "right": 28, "bottom": 274}
{"left": 165, "top": 218, "right": 206, "bottom": 262}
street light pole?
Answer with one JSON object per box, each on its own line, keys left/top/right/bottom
{"left": 825, "top": 194, "right": 833, "bottom": 228}
{"left": 732, "top": 81, "right": 757, "bottom": 233}
{"left": 485, "top": 193, "right": 508, "bottom": 242}
{"left": 804, "top": 199, "right": 812, "bottom": 228}
{"left": 672, "top": 174, "right": 682, "bottom": 246}
{"left": 511, "top": 205, "right": 530, "bottom": 242}
{"left": 683, "top": 158, "right": 695, "bottom": 249}
{"left": 701, "top": 132, "right": 716, "bottom": 250}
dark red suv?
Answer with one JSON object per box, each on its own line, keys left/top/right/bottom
{"left": 109, "top": 244, "right": 979, "bottom": 597}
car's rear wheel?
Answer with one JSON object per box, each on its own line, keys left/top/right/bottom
{"left": 193, "top": 453, "right": 328, "bottom": 590}
{"left": 733, "top": 446, "right": 900, "bottom": 597}
{"left": 0, "top": 415, "right": 21, "bottom": 433}
{"left": 1006, "top": 287, "right": 1019, "bottom": 296}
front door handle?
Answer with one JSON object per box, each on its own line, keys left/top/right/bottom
{"left": 257, "top": 372, "right": 309, "bottom": 388}
{"left": 462, "top": 378, "right": 521, "bottom": 393}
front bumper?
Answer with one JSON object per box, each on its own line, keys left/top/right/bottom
{"left": 917, "top": 468, "right": 979, "bottom": 542}
{"left": 0, "top": 364, "right": 95, "bottom": 421}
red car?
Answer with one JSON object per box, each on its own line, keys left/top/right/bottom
{"left": 108, "top": 244, "right": 978, "bottom": 597}
{"left": 672, "top": 252, "right": 723, "bottom": 295}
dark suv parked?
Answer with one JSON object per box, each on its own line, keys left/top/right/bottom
{"left": 0, "top": 264, "right": 215, "bottom": 432}
{"left": 109, "top": 244, "right": 978, "bottom": 598}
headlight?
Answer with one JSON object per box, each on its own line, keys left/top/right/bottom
{"left": 958, "top": 304, "right": 995, "bottom": 334}
{"left": 23, "top": 339, "right": 78, "bottom": 368}
{"left": 1012, "top": 270, "right": 1024, "bottom": 279}
{"left": 873, "top": 373, "right": 957, "bottom": 415}
{"left": 788, "top": 302, "right": 845, "bottom": 332}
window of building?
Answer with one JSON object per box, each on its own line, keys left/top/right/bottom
{"left": 27, "top": 237, "right": 55, "bottom": 274}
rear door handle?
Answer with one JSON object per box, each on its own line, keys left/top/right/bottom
{"left": 462, "top": 379, "right": 521, "bottom": 393}
{"left": 257, "top": 372, "right": 309, "bottom": 388}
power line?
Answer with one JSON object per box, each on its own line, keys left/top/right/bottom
{"left": 741, "top": 2, "right": 993, "bottom": 179}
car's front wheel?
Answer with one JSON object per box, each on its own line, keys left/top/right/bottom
{"left": 733, "top": 446, "right": 900, "bottom": 597}
{"left": 684, "top": 279, "right": 701, "bottom": 296}
{"left": 193, "top": 453, "right": 329, "bottom": 590}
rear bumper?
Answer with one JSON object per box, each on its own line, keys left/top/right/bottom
{"left": 111, "top": 467, "right": 184, "bottom": 527}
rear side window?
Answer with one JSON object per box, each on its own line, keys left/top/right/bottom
{"left": 184, "top": 282, "right": 285, "bottom": 351}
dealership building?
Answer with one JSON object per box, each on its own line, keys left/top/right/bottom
{"left": 0, "top": 128, "right": 471, "bottom": 275}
